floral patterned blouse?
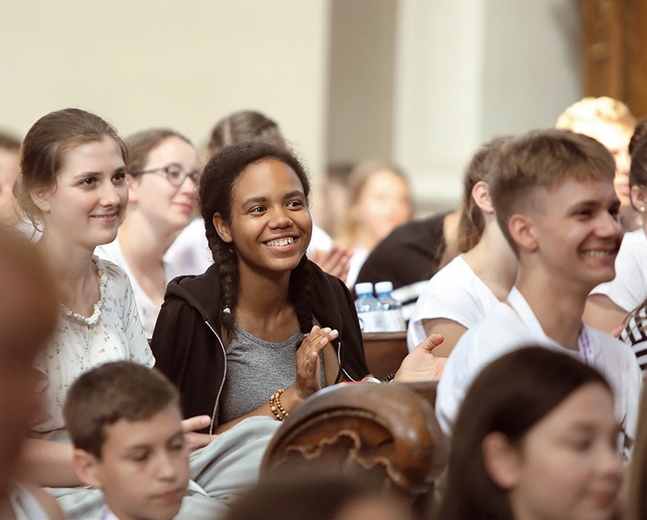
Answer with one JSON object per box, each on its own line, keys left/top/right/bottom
{"left": 31, "top": 257, "right": 154, "bottom": 442}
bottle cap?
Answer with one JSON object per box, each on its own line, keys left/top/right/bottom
{"left": 354, "top": 282, "right": 374, "bottom": 295}
{"left": 375, "top": 281, "right": 394, "bottom": 294}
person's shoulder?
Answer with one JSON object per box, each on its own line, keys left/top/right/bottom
{"left": 308, "top": 259, "right": 345, "bottom": 291}
{"left": 585, "top": 324, "right": 628, "bottom": 347}
{"left": 422, "top": 255, "right": 467, "bottom": 288}
{"left": 95, "top": 240, "right": 122, "bottom": 263}
{"left": 624, "top": 227, "right": 647, "bottom": 245}
{"left": 161, "top": 264, "right": 222, "bottom": 321}
{"left": 459, "top": 303, "right": 529, "bottom": 350}
{"left": 585, "top": 324, "right": 637, "bottom": 361}
{"left": 415, "top": 256, "right": 483, "bottom": 311}
{"left": 615, "top": 228, "right": 647, "bottom": 260}
{"left": 95, "top": 256, "right": 130, "bottom": 286}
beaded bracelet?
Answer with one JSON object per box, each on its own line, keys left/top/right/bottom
{"left": 269, "top": 388, "right": 289, "bottom": 421}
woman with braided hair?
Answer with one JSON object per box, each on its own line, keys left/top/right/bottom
{"left": 151, "top": 141, "right": 369, "bottom": 433}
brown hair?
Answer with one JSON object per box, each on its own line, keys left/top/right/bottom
{"left": 0, "top": 228, "right": 57, "bottom": 363}
{"left": 437, "top": 347, "right": 611, "bottom": 519}
{"left": 629, "top": 119, "right": 647, "bottom": 157}
{"left": 0, "top": 229, "right": 57, "bottom": 489}
{"left": 0, "top": 131, "right": 20, "bottom": 151}
{"left": 455, "top": 136, "right": 512, "bottom": 254}
{"left": 63, "top": 361, "right": 181, "bottom": 459}
{"left": 14, "top": 108, "right": 127, "bottom": 228}
{"left": 126, "top": 128, "right": 192, "bottom": 176}
{"left": 629, "top": 139, "right": 647, "bottom": 189}
{"left": 489, "top": 129, "right": 615, "bottom": 253}
{"left": 205, "top": 110, "right": 286, "bottom": 160}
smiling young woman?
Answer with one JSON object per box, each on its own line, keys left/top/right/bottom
{"left": 151, "top": 141, "right": 369, "bottom": 433}
{"left": 12, "top": 108, "right": 154, "bottom": 488}
{"left": 436, "top": 347, "right": 622, "bottom": 520}
{"left": 96, "top": 128, "right": 201, "bottom": 337}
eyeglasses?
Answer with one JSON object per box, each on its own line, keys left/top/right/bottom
{"left": 132, "top": 163, "right": 201, "bottom": 188}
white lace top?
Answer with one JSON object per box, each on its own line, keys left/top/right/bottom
{"left": 31, "top": 257, "right": 154, "bottom": 441}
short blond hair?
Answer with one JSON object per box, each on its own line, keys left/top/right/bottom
{"left": 490, "top": 129, "right": 615, "bottom": 254}
{"left": 556, "top": 96, "right": 636, "bottom": 131}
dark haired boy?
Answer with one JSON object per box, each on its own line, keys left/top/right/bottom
{"left": 436, "top": 129, "right": 642, "bottom": 458}
{"left": 65, "top": 361, "right": 190, "bottom": 519}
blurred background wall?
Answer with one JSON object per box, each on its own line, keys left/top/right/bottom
{"left": 0, "top": 0, "right": 582, "bottom": 216}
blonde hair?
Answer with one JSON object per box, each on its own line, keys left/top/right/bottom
{"left": 556, "top": 96, "right": 636, "bottom": 131}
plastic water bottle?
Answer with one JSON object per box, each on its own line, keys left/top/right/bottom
{"left": 375, "top": 281, "right": 406, "bottom": 332}
{"left": 354, "top": 282, "right": 382, "bottom": 332}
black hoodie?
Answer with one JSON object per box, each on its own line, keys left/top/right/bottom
{"left": 151, "top": 260, "right": 369, "bottom": 432}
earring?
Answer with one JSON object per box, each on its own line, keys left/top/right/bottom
{"left": 640, "top": 206, "right": 645, "bottom": 213}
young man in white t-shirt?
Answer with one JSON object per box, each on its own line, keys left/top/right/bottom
{"left": 436, "top": 129, "right": 642, "bottom": 459}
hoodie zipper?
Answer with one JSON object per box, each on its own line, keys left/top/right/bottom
{"left": 336, "top": 340, "right": 357, "bottom": 382}
{"left": 205, "top": 320, "right": 227, "bottom": 436}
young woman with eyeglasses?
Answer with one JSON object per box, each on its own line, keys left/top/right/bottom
{"left": 96, "top": 128, "right": 201, "bottom": 337}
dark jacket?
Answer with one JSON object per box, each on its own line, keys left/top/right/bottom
{"left": 151, "top": 260, "right": 368, "bottom": 432}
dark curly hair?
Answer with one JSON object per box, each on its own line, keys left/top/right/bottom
{"left": 199, "top": 141, "right": 313, "bottom": 336}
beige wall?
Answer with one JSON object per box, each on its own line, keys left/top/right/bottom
{"left": 0, "top": 0, "right": 329, "bottom": 174}
{"left": 393, "top": 0, "right": 582, "bottom": 214}
{"left": 326, "top": 0, "right": 397, "bottom": 163}
{"left": 1, "top": 1, "right": 583, "bottom": 217}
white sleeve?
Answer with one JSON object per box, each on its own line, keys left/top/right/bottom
{"left": 123, "top": 281, "right": 155, "bottom": 368}
{"left": 591, "top": 233, "right": 647, "bottom": 312}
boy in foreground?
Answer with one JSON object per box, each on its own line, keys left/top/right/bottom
{"left": 436, "top": 129, "right": 642, "bottom": 458}
{"left": 64, "top": 361, "right": 192, "bottom": 520}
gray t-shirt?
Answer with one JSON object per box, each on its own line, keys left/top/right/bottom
{"left": 218, "top": 324, "right": 326, "bottom": 423}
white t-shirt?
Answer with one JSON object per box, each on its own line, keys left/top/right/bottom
{"left": 164, "top": 218, "right": 334, "bottom": 277}
{"left": 96, "top": 240, "right": 185, "bottom": 338}
{"left": 164, "top": 218, "right": 213, "bottom": 276}
{"left": 31, "top": 258, "right": 154, "bottom": 441}
{"left": 407, "top": 255, "right": 501, "bottom": 351}
{"left": 590, "top": 228, "right": 647, "bottom": 312}
{"left": 436, "top": 287, "right": 642, "bottom": 459}
{"left": 346, "top": 246, "right": 369, "bottom": 289}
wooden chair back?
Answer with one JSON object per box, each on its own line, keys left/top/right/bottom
{"left": 261, "top": 381, "right": 448, "bottom": 499}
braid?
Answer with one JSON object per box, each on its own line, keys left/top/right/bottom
{"left": 204, "top": 216, "right": 239, "bottom": 336}
{"left": 199, "top": 141, "right": 314, "bottom": 336}
{"left": 289, "top": 256, "right": 314, "bottom": 334}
